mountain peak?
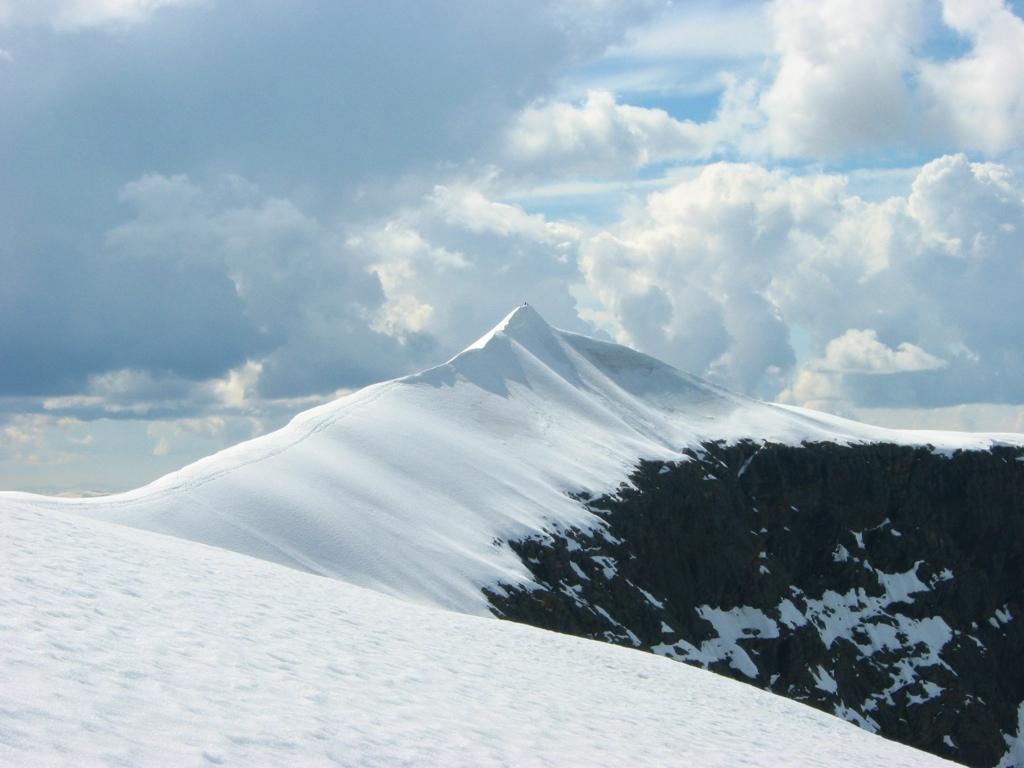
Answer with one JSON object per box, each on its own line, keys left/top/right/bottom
{"left": 501, "top": 302, "right": 546, "bottom": 329}
{"left": 463, "top": 303, "right": 554, "bottom": 354}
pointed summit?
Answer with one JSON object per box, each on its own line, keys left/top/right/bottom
{"left": 501, "top": 302, "right": 547, "bottom": 331}
{"left": 438, "top": 303, "right": 578, "bottom": 394}
{"left": 463, "top": 303, "right": 556, "bottom": 354}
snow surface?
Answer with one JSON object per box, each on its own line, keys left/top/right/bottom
{"left": 0, "top": 500, "right": 958, "bottom": 768}
{"left": 999, "top": 701, "right": 1024, "bottom": 768}
{"left": 2, "top": 305, "right": 1021, "bottom": 615}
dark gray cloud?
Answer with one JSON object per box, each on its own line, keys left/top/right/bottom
{"left": 0, "top": 0, "right": 655, "bottom": 401}
{"left": 103, "top": 172, "right": 437, "bottom": 398}
{"left": 0, "top": 242, "right": 264, "bottom": 395}
{"left": 0, "top": 0, "right": 651, "bottom": 209}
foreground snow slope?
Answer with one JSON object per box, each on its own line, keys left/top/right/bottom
{"left": 0, "top": 500, "right": 958, "bottom": 768}
{"left": 3, "top": 306, "right": 1021, "bottom": 613}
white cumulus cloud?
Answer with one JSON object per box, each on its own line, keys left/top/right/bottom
{"left": 758, "top": 0, "right": 923, "bottom": 158}
{"left": 0, "top": 0, "right": 199, "bottom": 29}
{"left": 919, "top": 0, "right": 1024, "bottom": 155}
{"left": 506, "top": 90, "right": 709, "bottom": 176}
{"left": 811, "top": 329, "right": 947, "bottom": 375}
{"left": 530, "top": 0, "right": 1024, "bottom": 169}
{"left": 576, "top": 154, "right": 1024, "bottom": 406}
{"left": 354, "top": 180, "right": 588, "bottom": 349}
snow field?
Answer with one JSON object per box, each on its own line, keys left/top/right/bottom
{"left": 0, "top": 501, "right": 958, "bottom": 768}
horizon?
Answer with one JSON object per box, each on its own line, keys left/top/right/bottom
{"left": 12, "top": 301, "right": 1023, "bottom": 501}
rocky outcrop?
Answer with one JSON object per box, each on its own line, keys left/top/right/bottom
{"left": 485, "top": 441, "right": 1024, "bottom": 767}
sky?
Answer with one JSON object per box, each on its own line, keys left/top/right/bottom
{"left": 2, "top": 0, "right": 1023, "bottom": 493}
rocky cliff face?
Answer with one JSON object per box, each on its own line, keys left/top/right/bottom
{"left": 485, "top": 441, "right": 1024, "bottom": 767}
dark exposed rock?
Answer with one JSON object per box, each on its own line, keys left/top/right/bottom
{"left": 484, "top": 441, "right": 1024, "bottom": 767}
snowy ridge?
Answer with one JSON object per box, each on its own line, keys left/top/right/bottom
{"left": 2, "top": 305, "right": 1021, "bottom": 614}
{"left": 0, "top": 501, "right": 958, "bottom": 767}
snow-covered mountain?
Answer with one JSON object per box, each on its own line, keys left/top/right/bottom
{"left": 3, "top": 304, "right": 1022, "bottom": 766}
{"left": 3, "top": 305, "right": 1017, "bottom": 612}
